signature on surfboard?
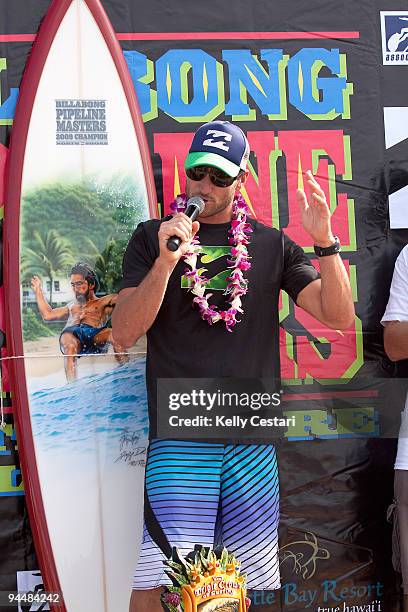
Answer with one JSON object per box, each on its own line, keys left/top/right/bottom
{"left": 115, "top": 429, "right": 147, "bottom": 466}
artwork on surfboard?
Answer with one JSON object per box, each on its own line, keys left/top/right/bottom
{"left": 4, "top": 0, "right": 156, "bottom": 610}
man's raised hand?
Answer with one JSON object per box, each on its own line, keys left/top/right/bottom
{"left": 31, "top": 275, "right": 42, "bottom": 293}
{"left": 296, "top": 170, "right": 335, "bottom": 247}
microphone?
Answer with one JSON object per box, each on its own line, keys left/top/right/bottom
{"left": 166, "top": 196, "right": 205, "bottom": 252}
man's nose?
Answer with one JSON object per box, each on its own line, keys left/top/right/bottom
{"left": 197, "top": 172, "right": 213, "bottom": 193}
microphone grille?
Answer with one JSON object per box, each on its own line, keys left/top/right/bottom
{"left": 187, "top": 196, "right": 205, "bottom": 213}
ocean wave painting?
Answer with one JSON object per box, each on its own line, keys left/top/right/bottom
{"left": 30, "top": 356, "right": 149, "bottom": 458}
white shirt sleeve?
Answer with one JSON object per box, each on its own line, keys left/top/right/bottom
{"left": 381, "top": 245, "right": 408, "bottom": 324}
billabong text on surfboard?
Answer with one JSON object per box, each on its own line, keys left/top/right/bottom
{"left": 56, "top": 98, "right": 107, "bottom": 145}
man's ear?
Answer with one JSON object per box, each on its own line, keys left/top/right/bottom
{"left": 236, "top": 169, "right": 249, "bottom": 191}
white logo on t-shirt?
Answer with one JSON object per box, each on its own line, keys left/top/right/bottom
{"left": 202, "top": 129, "right": 232, "bottom": 151}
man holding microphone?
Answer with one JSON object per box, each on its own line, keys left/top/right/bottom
{"left": 112, "top": 120, "right": 355, "bottom": 611}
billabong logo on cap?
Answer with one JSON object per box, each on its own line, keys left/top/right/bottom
{"left": 203, "top": 129, "right": 233, "bottom": 151}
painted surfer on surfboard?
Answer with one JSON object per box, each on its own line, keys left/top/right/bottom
{"left": 31, "top": 262, "right": 128, "bottom": 381}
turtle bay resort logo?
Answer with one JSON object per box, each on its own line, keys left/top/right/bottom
{"left": 381, "top": 11, "right": 408, "bottom": 65}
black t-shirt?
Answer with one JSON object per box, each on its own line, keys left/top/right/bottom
{"left": 120, "top": 217, "right": 319, "bottom": 438}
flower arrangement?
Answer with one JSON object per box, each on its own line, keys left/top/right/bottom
{"left": 160, "top": 545, "right": 250, "bottom": 611}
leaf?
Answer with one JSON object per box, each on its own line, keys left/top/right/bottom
{"left": 220, "top": 548, "right": 229, "bottom": 569}
{"left": 164, "top": 570, "right": 189, "bottom": 587}
{"left": 200, "top": 549, "right": 209, "bottom": 569}
{"left": 165, "top": 560, "right": 185, "bottom": 573}
{"left": 172, "top": 547, "right": 193, "bottom": 575}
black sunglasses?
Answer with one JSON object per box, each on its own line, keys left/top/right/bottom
{"left": 186, "top": 166, "right": 242, "bottom": 188}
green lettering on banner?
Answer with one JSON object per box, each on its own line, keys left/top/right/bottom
{"left": 305, "top": 53, "right": 353, "bottom": 121}
{"left": 140, "top": 57, "right": 158, "bottom": 122}
{"left": 284, "top": 407, "right": 378, "bottom": 440}
{"left": 133, "top": 48, "right": 350, "bottom": 123}
{"left": 0, "top": 465, "right": 24, "bottom": 496}
{"left": 0, "top": 57, "right": 18, "bottom": 125}
{"left": 0, "top": 424, "right": 15, "bottom": 455}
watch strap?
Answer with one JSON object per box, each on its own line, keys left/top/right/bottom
{"left": 313, "top": 236, "right": 341, "bottom": 257}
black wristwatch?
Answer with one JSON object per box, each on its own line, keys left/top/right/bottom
{"left": 313, "top": 236, "right": 341, "bottom": 257}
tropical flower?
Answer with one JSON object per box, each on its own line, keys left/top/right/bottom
{"left": 163, "top": 591, "right": 181, "bottom": 607}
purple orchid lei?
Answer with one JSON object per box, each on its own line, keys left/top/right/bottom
{"left": 170, "top": 192, "right": 252, "bottom": 332}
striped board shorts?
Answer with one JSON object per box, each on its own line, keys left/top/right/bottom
{"left": 132, "top": 439, "right": 280, "bottom": 590}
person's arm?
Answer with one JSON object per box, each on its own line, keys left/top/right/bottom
{"left": 294, "top": 171, "right": 355, "bottom": 331}
{"left": 296, "top": 265, "right": 353, "bottom": 330}
{"left": 112, "top": 214, "right": 199, "bottom": 348}
{"left": 31, "top": 275, "right": 68, "bottom": 321}
{"left": 381, "top": 247, "right": 408, "bottom": 361}
{"left": 101, "top": 293, "right": 117, "bottom": 317}
{"left": 112, "top": 259, "right": 177, "bottom": 347}
{"left": 104, "top": 294, "right": 118, "bottom": 306}
{"left": 384, "top": 321, "right": 408, "bottom": 362}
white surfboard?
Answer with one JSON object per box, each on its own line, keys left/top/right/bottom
{"left": 4, "top": 1, "right": 156, "bottom": 610}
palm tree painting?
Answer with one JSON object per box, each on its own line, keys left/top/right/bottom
{"left": 80, "top": 236, "right": 125, "bottom": 294}
{"left": 21, "top": 229, "right": 74, "bottom": 304}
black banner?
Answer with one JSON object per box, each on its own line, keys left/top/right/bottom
{"left": 0, "top": 1, "right": 407, "bottom": 610}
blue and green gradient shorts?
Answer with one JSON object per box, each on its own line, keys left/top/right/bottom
{"left": 132, "top": 439, "right": 280, "bottom": 590}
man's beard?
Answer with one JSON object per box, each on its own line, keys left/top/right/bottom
{"left": 186, "top": 193, "right": 233, "bottom": 219}
{"left": 75, "top": 289, "right": 89, "bottom": 304}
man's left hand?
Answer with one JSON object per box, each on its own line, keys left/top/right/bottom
{"left": 296, "top": 169, "right": 335, "bottom": 247}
